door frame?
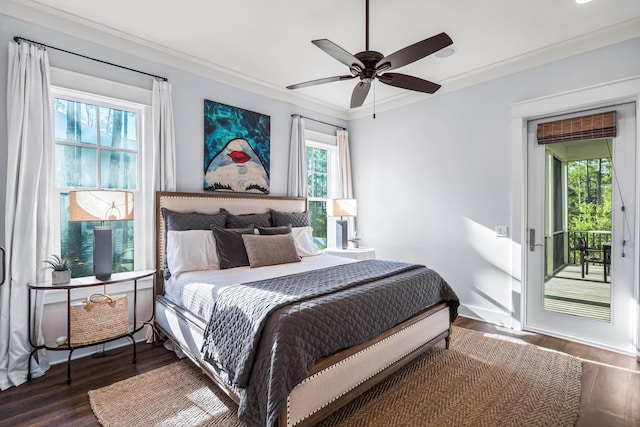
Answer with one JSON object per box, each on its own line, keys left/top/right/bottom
{"left": 510, "top": 77, "right": 640, "bottom": 357}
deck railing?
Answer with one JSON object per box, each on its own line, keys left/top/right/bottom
{"left": 567, "top": 230, "right": 612, "bottom": 265}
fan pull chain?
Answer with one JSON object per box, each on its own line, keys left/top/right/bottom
{"left": 373, "top": 80, "right": 376, "bottom": 119}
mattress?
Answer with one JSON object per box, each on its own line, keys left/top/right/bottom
{"left": 164, "top": 253, "right": 355, "bottom": 320}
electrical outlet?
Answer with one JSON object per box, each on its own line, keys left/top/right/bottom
{"left": 495, "top": 226, "right": 509, "bottom": 237}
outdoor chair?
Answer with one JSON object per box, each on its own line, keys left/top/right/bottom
{"left": 577, "top": 237, "right": 610, "bottom": 283}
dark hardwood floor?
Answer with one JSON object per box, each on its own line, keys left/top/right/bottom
{"left": 0, "top": 318, "right": 638, "bottom": 427}
{"left": 0, "top": 343, "right": 179, "bottom": 427}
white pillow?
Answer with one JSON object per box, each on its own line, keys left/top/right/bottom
{"left": 291, "top": 226, "right": 321, "bottom": 257}
{"left": 166, "top": 230, "right": 219, "bottom": 275}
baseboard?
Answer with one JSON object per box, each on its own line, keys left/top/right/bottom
{"left": 523, "top": 324, "right": 636, "bottom": 357}
{"left": 459, "top": 305, "right": 636, "bottom": 357}
{"left": 457, "top": 304, "right": 513, "bottom": 328}
{"left": 45, "top": 328, "right": 151, "bottom": 365}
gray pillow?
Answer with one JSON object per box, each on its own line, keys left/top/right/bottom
{"left": 161, "top": 208, "right": 228, "bottom": 279}
{"left": 162, "top": 207, "right": 228, "bottom": 231}
{"left": 270, "top": 209, "right": 311, "bottom": 227}
{"left": 212, "top": 226, "right": 255, "bottom": 269}
{"left": 226, "top": 212, "right": 272, "bottom": 228}
{"left": 257, "top": 225, "right": 292, "bottom": 235}
{"left": 242, "top": 234, "right": 301, "bottom": 268}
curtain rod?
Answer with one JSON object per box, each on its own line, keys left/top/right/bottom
{"left": 292, "top": 114, "right": 346, "bottom": 131}
{"left": 13, "top": 36, "right": 168, "bottom": 82}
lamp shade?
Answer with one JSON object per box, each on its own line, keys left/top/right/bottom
{"left": 69, "top": 190, "right": 134, "bottom": 222}
{"left": 327, "top": 199, "right": 357, "bottom": 217}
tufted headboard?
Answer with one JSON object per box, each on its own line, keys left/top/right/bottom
{"left": 155, "top": 191, "right": 307, "bottom": 294}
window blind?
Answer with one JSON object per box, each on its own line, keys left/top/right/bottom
{"left": 537, "top": 111, "right": 616, "bottom": 144}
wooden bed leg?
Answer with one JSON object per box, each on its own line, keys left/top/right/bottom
{"left": 445, "top": 327, "right": 452, "bottom": 349}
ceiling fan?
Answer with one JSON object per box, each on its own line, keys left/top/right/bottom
{"left": 286, "top": 0, "right": 453, "bottom": 108}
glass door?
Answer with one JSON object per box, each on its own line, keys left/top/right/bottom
{"left": 525, "top": 103, "right": 636, "bottom": 354}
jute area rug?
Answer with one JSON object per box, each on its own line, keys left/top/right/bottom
{"left": 89, "top": 326, "right": 582, "bottom": 427}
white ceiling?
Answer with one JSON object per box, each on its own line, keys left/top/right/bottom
{"left": 5, "top": 0, "right": 640, "bottom": 118}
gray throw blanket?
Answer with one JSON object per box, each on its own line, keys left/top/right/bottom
{"left": 201, "top": 260, "right": 459, "bottom": 427}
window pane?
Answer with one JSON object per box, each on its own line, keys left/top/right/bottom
{"left": 306, "top": 146, "right": 314, "bottom": 172}
{"left": 313, "top": 148, "right": 327, "bottom": 173}
{"left": 313, "top": 173, "right": 327, "bottom": 198}
{"left": 110, "top": 220, "right": 135, "bottom": 273}
{"left": 55, "top": 145, "right": 97, "bottom": 187}
{"left": 308, "top": 200, "right": 327, "bottom": 250}
{"left": 99, "top": 106, "right": 137, "bottom": 150}
{"left": 54, "top": 99, "right": 97, "bottom": 145}
{"left": 100, "top": 151, "right": 137, "bottom": 189}
{"left": 307, "top": 173, "right": 315, "bottom": 198}
{"left": 60, "top": 193, "right": 134, "bottom": 278}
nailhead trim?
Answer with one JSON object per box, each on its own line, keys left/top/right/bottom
{"left": 287, "top": 318, "right": 438, "bottom": 426}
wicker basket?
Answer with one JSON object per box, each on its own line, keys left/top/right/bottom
{"left": 70, "top": 293, "right": 129, "bottom": 346}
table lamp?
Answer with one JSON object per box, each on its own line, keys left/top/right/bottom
{"left": 69, "top": 190, "right": 134, "bottom": 280}
{"left": 328, "top": 199, "right": 357, "bottom": 249}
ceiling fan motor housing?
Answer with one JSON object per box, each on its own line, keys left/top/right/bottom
{"left": 354, "top": 51, "right": 385, "bottom": 82}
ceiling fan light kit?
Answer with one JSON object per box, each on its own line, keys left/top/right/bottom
{"left": 287, "top": 0, "right": 453, "bottom": 109}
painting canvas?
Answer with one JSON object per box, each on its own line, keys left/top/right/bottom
{"left": 203, "top": 100, "right": 270, "bottom": 194}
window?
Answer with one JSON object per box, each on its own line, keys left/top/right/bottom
{"left": 52, "top": 88, "right": 144, "bottom": 278}
{"left": 306, "top": 132, "right": 338, "bottom": 250}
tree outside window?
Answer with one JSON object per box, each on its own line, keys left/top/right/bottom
{"left": 567, "top": 157, "right": 612, "bottom": 232}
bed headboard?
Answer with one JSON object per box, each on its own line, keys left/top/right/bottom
{"left": 155, "top": 191, "right": 307, "bottom": 293}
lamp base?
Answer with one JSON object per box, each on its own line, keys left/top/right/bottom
{"left": 336, "top": 220, "right": 348, "bottom": 249}
{"left": 93, "top": 226, "right": 112, "bottom": 280}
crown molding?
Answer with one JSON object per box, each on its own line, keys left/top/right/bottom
{"left": 3, "top": 2, "right": 639, "bottom": 122}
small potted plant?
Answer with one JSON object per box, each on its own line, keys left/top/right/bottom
{"left": 41, "top": 255, "right": 71, "bottom": 285}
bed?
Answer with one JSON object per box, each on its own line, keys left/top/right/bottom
{"left": 153, "top": 191, "right": 459, "bottom": 427}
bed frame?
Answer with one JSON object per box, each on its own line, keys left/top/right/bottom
{"left": 154, "top": 191, "right": 452, "bottom": 427}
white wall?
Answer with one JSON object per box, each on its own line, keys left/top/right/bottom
{"left": 349, "top": 36, "right": 640, "bottom": 327}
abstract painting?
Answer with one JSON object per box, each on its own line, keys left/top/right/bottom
{"left": 203, "top": 100, "right": 270, "bottom": 194}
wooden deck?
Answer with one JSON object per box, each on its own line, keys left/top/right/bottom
{"left": 544, "top": 265, "right": 611, "bottom": 322}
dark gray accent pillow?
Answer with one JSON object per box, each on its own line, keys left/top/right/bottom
{"left": 226, "top": 212, "right": 272, "bottom": 228}
{"left": 212, "top": 226, "right": 255, "bottom": 269}
{"left": 161, "top": 208, "right": 228, "bottom": 279}
{"left": 257, "top": 225, "right": 292, "bottom": 235}
{"left": 162, "top": 207, "right": 228, "bottom": 231}
{"left": 270, "top": 209, "right": 311, "bottom": 228}
{"left": 242, "top": 234, "right": 301, "bottom": 268}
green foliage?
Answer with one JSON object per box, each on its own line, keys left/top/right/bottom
{"left": 306, "top": 145, "right": 329, "bottom": 249}
{"left": 567, "top": 158, "right": 612, "bottom": 231}
{"left": 569, "top": 199, "right": 612, "bottom": 231}
{"left": 41, "top": 254, "right": 71, "bottom": 272}
{"left": 308, "top": 200, "right": 327, "bottom": 250}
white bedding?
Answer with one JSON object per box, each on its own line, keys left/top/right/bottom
{"left": 164, "top": 253, "right": 355, "bottom": 320}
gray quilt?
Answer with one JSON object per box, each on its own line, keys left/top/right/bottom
{"left": 201, "top": 260, "right": 459, "bottom": 427}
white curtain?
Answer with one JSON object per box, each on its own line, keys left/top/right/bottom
{"left": 152, "top": 79, "right": 176, "bottom": 192}
{"left": 337, "top": 129, "right": 356, "bottom": 239}
{"left": 287, "top": 116, "right": 307, "bottom": 197}
{"left": 141, "top": 79, "right": 176, "bottom": 342}
{"left": 337, "top": 129, "right": 353, "bottom": 198}
{"left": 1, "top": 41, "right": 54, "bottom": 390}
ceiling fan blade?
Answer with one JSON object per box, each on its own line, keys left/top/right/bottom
{"left": 375, "top": 32, "right": 453, "bottom": 72}
{"left": 312, "top": 39, "right": 366, "bottom": 70}
{"left": 378, "top": 73, "right": 441, "bottom": 94}
{"left": 287, "top": 75, "right": 356, "bottom": 90}
{"left": 350, "top": 81, "right": 371, "bottom": 108}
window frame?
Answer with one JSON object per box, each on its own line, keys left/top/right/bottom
{"left": 50, "top": 85, "right": 148, "bottom": 276}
